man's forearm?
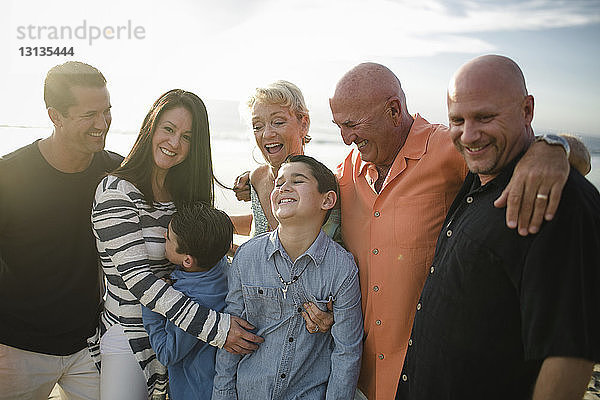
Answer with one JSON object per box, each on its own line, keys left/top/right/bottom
{"left": 562, "top": 134, "right": 591, "bottom": 175}
{"left": 533, "top": 356, "right": 594, "bottom": 400}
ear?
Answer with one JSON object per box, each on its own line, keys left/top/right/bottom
{"left": 182, "top": 255, "right": 196, "bottom": 270}
{"left": 47, "top": 107, "right": 64, "bottom": 128}
{"left": 300, "top": 114, "right": 310, "bottom": 136}
{"left": 321, "top": 190, "right": 337, "bottom": 211}
{"left": 522, "top": 95, "right": 534, "bottom": 124}
{"left": 386, "top": 97, "right": 402, "bottom": 126}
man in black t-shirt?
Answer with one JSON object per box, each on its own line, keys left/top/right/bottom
{"left": 0, "top": 61, "right": 121, "bottom": 399}
{"left": 397, "top": 55, "right": 599, "bottom": 399}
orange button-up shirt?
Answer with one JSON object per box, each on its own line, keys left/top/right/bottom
{"left": 337, "top": 115, "right": 468, "bottom": 399}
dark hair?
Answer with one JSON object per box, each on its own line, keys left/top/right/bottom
{"left": 112, "top": 89, "right": 214, "bottom": 207}
{"left": 44, "top": 61, "right": 107, "bottom": 115}
{"left": 170, "top": 202, "right": 233, "bottom": 269}
{"left": 282, "top": 154, "right": 339, "bottom": 224}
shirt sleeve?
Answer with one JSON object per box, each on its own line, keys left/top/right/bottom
{"left": 92, "top": 179, "right": 230, "bottom": 348}
{"left": 326, "top": 256, "right": 363, "bottom": 400}
{"left": 519, "top": 178, "right": 600, "bottom": 362}
{"left": 141, "top": 306, "right": 202, "bottom": 366}
{"left": 212, "top": 254, "right": 245, "bottom": 400}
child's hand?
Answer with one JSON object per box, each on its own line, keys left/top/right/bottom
{"left": 302, "top": 300, "right": 334, "bottom": 333}
{"left": 161, "top": 277, "right": 174, "bottom": 286}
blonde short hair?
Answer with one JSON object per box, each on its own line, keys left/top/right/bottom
{"left": 248, "top": 80, "right": 311, "bottom": 138}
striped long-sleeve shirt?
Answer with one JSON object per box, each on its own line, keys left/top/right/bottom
{"left": 89, "top": 175, "right": 230, "bottom": 394}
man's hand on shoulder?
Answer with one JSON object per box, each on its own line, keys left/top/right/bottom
{"left": 495, "top": 138, "right": 570, "bottom": 236}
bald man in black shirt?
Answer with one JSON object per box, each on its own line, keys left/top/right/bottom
{"left": 397, "top": 55, "right": 599, "bottom": 400}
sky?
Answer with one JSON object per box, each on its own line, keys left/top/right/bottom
{"left": 1, "top": 0, "right": 599, "bottom": 138}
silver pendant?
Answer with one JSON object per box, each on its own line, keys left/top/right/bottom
{"left": 281, "top": 285, "right": 288, "bottom": 299}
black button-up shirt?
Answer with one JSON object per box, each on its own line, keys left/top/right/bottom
{"left": 397, "top": 155, "right": 600, "bottom": 400}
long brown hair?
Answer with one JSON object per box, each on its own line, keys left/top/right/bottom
{"left": 112, "top": 89, "right": 214, "bottom": 207}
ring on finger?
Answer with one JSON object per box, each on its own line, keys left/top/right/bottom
{"left": 536, "top": 193, "right": 549, "bottom": 200}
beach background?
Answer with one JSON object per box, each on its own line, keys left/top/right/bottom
{"left": 2, "top": 124, "right": 599, "bottom": 219}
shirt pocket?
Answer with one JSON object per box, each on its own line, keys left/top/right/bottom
{"left": 307, "top": 294, "right": 334, "bottom": 312}
{"left": 242, "top": 285, "right": 282, "bottom": 323}
{"left": 394, "top": 193, "right": 446, "bottom": 249}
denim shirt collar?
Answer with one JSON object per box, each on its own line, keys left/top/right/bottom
{"left": 266, "top": 229, "right": 330, "bottom": 267}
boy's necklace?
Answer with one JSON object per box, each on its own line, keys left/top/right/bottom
{"left": 274, "top": 259, "right": 310, "bottom": 299}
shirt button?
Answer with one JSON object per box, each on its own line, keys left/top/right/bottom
{"left": 258, "top": 289, "right": 263, "bottom": 294}
{"left": 408, "top": 339, "right": 413, "bottom": 346}
{"left": 374, "top": 211, "right": 380, "bottom": 217}
{"left": 402, "top": 374, "right": 408, "bottom": 382}
{"left": 446, "top": 230, "right": 452, "bottom": 237}
{"left": 466, "top": 196, "right": 474, "bottom": 204}
{"left": 373, "top": 285, "right": 379, "bottom": 292}
{"left": 375, "top": 320, "right": 381, "bottom": 325}
{"left": 372, "top": 248, "right": 379, "bottom": 255}
{"left": 378, "top": 354, "right": 384, "bottom": 360}
{"left": 416, "top": 302, "right": 422, "bottom": 311}
{"left": 430, "top": 266, "right": 435, "bottom": 274}
{"left": 281, "top": 373, "right": 286, "bottom": 379}
{"left": 289, "top": 337, "right": 294, "bottom": 342}
{"left": 297, "top": 307, "right": 303, "bottom": 313}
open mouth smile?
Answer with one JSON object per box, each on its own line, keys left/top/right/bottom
{"left": 265, "top": 143, "right": 284, "bottom": 154}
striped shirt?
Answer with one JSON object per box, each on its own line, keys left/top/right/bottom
{"left": 89, "top": 175, "right": 230, "bottom": 394}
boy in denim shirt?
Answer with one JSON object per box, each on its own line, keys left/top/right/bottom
{"left": 213, "top": 155, "right": 363, "bottom": 400}
{"left": 143, "top": 202, "right": 232, "bottom": 399}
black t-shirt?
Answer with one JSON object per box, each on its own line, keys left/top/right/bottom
{"left": 397, "top": 155, "right": 600, "bottom": 400}
{"left": 0, "top": 140, "right": 122, "bottom": 355}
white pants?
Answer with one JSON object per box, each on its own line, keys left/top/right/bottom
{"left": 0, "top": 343, "right": 99, "bottom": 400}
{"left": 99, "top": 325, "right": 147, "bottom": 400}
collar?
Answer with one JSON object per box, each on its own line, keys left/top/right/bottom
{"left": 468, "top": 151, "right": 527, "bottom": 194}
{"left": 266, "top": 229, "right": 329, "bottom": 267}
{"left": 357, "top": 113, "right": 432, "bottom": 177}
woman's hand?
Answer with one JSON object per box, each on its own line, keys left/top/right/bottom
{"left": 223, "top": 316, "right": 264, "bottom": 354}
{"left": 302, "top": 301, "right": 334, "bottom": 333}
{"left": 233, "top": 171, "right": 251, "bottom": 202}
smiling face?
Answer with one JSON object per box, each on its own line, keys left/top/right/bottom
{"left": 252, "top": 102, "right": 307, "bottom": 169}
{"left": 151, "top": 106, "right": 193, "bottom": 174}
{"left": 329, "top": 95, "right": 401, "bottom": 169}
{"left": 447, "top": 57, "right": 533, "bottom": 184}
{"left": 57, "top": 85, "right": 112, "bottom": 155}
{"left": 270, "top": 161, "right": 335, "bottom": 225}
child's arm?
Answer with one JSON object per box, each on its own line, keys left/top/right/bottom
{"left": 326, "top": 261, "right": 363, "bottom": 400}
{"left": 212, "top": 256, "right": 246, "bottom": 400}
{"left": 141, "top": 305, "right": 202, "bottom": 366}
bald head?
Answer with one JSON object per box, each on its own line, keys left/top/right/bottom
{"left": 333, "top": 62, "right": 406, "bottom": 108}
{"left": 447, "top": 55, "right": 535, "bottom": 185}
{"left": 449, "top": 55, "right": 527, "bottom": 102}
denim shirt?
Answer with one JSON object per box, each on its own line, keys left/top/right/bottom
{"left": 212, "top": 230, "right": 363, "bottom": 400}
